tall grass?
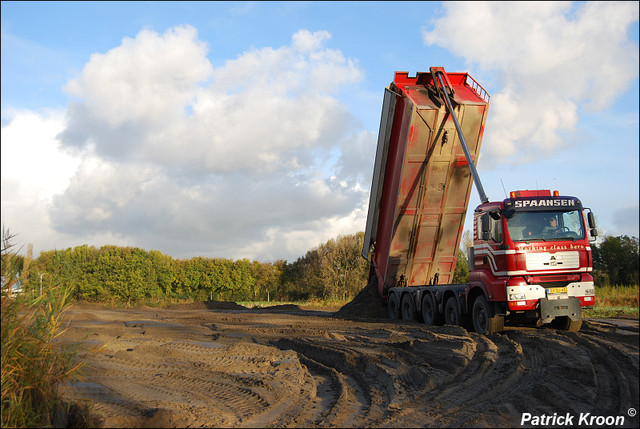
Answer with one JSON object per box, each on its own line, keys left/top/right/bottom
{"left": 1, "top": 229, "right": 84, "bottom": 427}
{"left": 1, "top": 284, "right": 84, "bottom": 427}
{"left": 583, "top": 285, "right": 639, "bottom": 318}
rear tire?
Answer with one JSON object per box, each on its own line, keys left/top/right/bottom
{"left": 472, "top": 296, "right": 504, "bottom": 334}
{"left": 444, "top": 297, "right": 460, "bottom": 326}
{"left": 388, "top": 292, "right": 400, "bottom": 320}
{"left": 401, "top": 294, "right": 415, "bottom": 320}
{"left": 552, "top": 316, "right": 582, "bottom": 332}
{"left": 421, "top": 293, "right": 443, "bottom": 325}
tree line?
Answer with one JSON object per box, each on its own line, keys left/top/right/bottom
{"left": 2, "top": 232, "right": 637, "bottom": 305}
{"left": 3, "top": 232, "right": 370, "bottom": 304}
{"left": 591, "top": 235, "right": 639, "bottom": 286}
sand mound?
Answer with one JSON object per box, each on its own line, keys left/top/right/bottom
{"left": 333, "top": 277, "right": 387, "bottom": 319}
{"left": 252, "top": 304, "right": 302, "bottom": 312}
{"left": 168, "top": 300, "right": 248, "bottom": 311}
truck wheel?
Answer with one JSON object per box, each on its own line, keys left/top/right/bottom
{"left": 388, "top": 292, "right": 400, "bottom": 320}
{"left": 472, "top": 295, "right": 504, "bottom": 334}
{"left": 401, "top": 294, "right": 415, "bottom": 320}
{"left": 421, "top": 293, "right": 442, "bottom": 325}
{"left": 552, "top": 316, "right": 582, "bottom": 332}
{"left": 444, "top": 297, "right": 460, "bottom": 326}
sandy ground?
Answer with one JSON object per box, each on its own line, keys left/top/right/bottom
{"left": 59, "top": 302, "right": 639, "bottom": 428}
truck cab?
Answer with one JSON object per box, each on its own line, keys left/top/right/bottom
{"left": 471, "top": 189, "right": 597, "bottom": 330}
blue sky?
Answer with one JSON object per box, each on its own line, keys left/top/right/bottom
{"left": 2, "top": 1, "right": 639, "bottom": 262}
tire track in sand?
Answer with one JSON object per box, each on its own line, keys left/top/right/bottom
{"left": 62, "top": 306, "right": 639, "bottom": 428}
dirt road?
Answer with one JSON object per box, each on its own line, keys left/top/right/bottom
{"left": 60, "top": 302, "right": 639, "bottom": 428}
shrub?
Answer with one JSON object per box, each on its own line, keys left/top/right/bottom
{"left": 1, "top": 228, "right": 83, "bottom": 427}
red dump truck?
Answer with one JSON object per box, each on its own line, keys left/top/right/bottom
{"left": 362, "top": 68, "right": 598, "bottom": 333}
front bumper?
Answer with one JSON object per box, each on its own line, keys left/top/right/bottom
{"left": 507, "top": 281, "right": 595, "bottom": 312}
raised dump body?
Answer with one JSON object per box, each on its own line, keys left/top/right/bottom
{"left": 362, "top": 70, "right": 490, "bottom": 298}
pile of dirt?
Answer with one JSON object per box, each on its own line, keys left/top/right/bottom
{"left": 252, "top": 304, "right": 302, "bottom": 312}
{"left": 168, "top": 300, "right": 248, "bottom": 311}
{"left": 333, "top": 277, "right": 387, "bottom": 319}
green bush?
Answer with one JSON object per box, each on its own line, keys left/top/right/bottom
{"left": 27, "top": 232, "right": 370, "bottom": 305}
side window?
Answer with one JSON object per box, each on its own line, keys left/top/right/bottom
{"left": 491, "top": 217, "right": 503, "bottom": 243}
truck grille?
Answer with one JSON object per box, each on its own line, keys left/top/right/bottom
{"left": 526, "top": 252, "right": 579, "bottom": 271}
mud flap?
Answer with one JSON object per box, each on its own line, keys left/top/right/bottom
{"left": 539, "top": 297, "right": 582, "bottom": 324}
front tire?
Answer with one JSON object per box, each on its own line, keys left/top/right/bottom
{"left": 552, "top": 316, "right": 582, "bottom": 332}
{"left": 472, "top": 295, "right": 504, "bottom": 334}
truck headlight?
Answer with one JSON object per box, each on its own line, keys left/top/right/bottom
{"left": 509, "top": 293, "right": 526, "bottom": 301}
{"left": 585, "top": 288, "right": 595, "bottom": 295}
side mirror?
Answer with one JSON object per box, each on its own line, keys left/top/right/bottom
{"left": 481, "top": 214, "right": 491, "bottom": 241}
{"left": 587, "top": 211, "right": 598, "bottom": 238}
{"left": 502, "top": 207, "right": 516, "bottom": 219}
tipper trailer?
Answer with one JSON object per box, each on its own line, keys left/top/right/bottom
{"left": 362, "top": 68, "right": 598, "bottom": 334}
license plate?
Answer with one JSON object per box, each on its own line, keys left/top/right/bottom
{"left": 547, "top": 287, "right": 567, "bottom": 294}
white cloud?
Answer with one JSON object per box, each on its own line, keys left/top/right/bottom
{"left": 59, "top": 27, "right": 364, "bottom": 177}
{"left": 423, "top": 1, "right": 639, "bottom": 166}
{"left": 235, "top": 196, "right": 370, "bottom": 261}
{"left": 3, "top": 26, "right": 370, "bottom": 261}
{"left": 1, "top": 109, "right": 79, "bottom": 197}
{"left": 64, "top": 25, "right": 213, "bottom": 127}
{"left": 1, "top": 109, "right": 82, "bottom": 252}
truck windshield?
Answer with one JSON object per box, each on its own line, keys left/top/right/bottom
{"left": 506, "top": 210, "right": 585, "bottom": 242}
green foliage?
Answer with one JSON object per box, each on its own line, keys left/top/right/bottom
{"left": 1, "top": 227, "right": 83, "bottom": 427}
{"left": 583, "top": 284, "right": 639, "bottom": 318}
{"left": 148, "top": 249, "right": 176, "bottom": 297}
{"left": 592, "top": 235, "right": 639, "bottom": 286}
{"left": 1, "top": 285, "right": 82, "bottom": 427}
{"left": 25, "top": 232, "right": 369, "bottom": 305}
{"left": 251, "top": 260, "right": 284, "bottom": 301}
{"left": 452, "top": 249, "right": 470, "bottom": 283}
{"left": 593, "top": 284, "right": 639, "bottom": 307}
{"left": 281, "top": 232, "right": 369, "bottom": 301}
